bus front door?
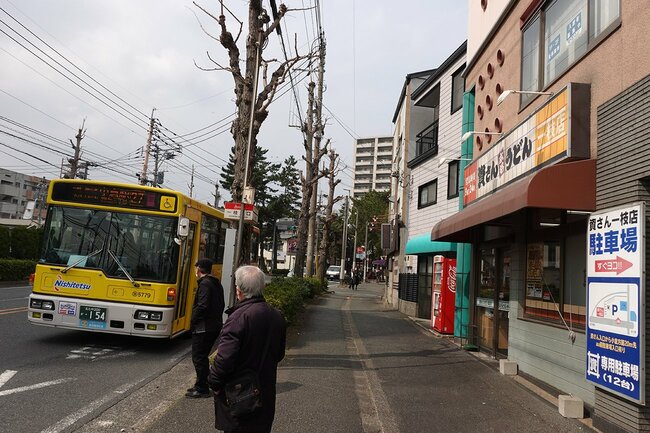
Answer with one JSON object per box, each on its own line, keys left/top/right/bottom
{"left": 172, "top": 222, "right": 196, "bottom": 335}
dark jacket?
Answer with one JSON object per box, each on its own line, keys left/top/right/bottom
{"left": 191, "top": 275, "right": 225, "bottom": 334}
{"left": 209, "top": 296, "right": 287, "bottom": 432}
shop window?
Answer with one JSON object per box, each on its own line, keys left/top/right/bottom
{"left": 418, "top": 179, "right": 437, "bottom": 209}
{"left": 447, "top": 160, "right": 459, "bottom": 199}
{"left": 520, "top": 0, "right": 620, "bottom": 106}
{"left": 451, "top": 66, "right": 465, "bottom": 114}
{"left": 523, "top": 234, "right": 586, "bottom": 328}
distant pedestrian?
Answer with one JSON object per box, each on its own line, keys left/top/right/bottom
{"left": 186, "top": 258, "right": 225, "bottom": 398}
{"left": 209, "top": 265, "right": 287, "bottom": 433}
{"left": 352, "top": 271, "right": 360, "bottom": 290}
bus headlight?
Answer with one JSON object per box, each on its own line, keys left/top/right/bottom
{"left": 134, "top": 310, "right": 163, "bottom": 321}
{"left": 30, "top": 299, "right": 54, "bottom": 310}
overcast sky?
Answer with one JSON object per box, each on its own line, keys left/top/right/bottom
{"left": 0, "top": 0, "right": 467, "bottom": 205}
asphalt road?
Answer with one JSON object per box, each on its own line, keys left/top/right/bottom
{"left": 0, "top": 283, "right": 191, "bottom": 433}
{"left": 122, "top": 281, "right": 591, "bottom": 433}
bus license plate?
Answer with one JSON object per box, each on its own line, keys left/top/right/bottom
{"left": 79, "top": 306, "right": 106, "bottom": 322}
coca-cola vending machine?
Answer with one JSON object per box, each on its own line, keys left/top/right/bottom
{"left": 431, "top": 255, "right": 457, "bottom": 334}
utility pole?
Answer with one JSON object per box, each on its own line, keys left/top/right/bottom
{"left": 232, "top": 28, "right": 262, "bottom": 304}
{"left": 213, "top": 182, "right": 220, "bottom": 208}
{"left": 316, "top": 145, "right": 341, "bottom": 282}
{"left": 68, "top": 120, "right": 85, "bottom": 179}
{"left": 339, "top": 191, "right": 350, "bottom": 282}
{"left": 305, "top": 34, "right": 327, "bottom": 277}
{"left": 352, "top": 210, "right": 359, "bottom": 274}
{"left": 32, "top": 177, "right": 47, "bottom": 225}
{"left": 189, "top": 165, "right": 195, "bottom": 197}
{"left": 363, "top": 220, "right": 369, "bottom": 282}
{"left": 271, "top": 221, "right": 277, "bottom": 272}
{"left": 314, "top": 190, "right": 323, "bottom": 275}
{"left": 140, "top": 108, "right": 156, "bottom": 185}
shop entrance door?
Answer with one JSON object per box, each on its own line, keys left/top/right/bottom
{"left": 475, "top": 247, "right": 510, "bottom": 357}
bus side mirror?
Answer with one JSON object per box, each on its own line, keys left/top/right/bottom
{"left": 178, "top": 217, "right": 190, "bottom": 237}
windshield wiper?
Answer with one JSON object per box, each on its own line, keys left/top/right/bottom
{"left": 107, "top": 248, "right": 140, "bottom": 287}
{"left": 61, "top": 248, "right": 103, "bottom": 274}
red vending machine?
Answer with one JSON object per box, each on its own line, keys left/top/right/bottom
{"left": 431, "top": 255, "right": 457, "bottom": 334}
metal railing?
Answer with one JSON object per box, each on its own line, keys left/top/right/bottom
{"left": 415, "top": 120, "right": 439, "bottom": 157}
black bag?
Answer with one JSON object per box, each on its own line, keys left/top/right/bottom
{"left": 223, "top": 369, "right": 262, "bottom": 417}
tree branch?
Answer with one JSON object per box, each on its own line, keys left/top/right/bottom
{"left": 193, "top": 1, "right": 244, "bottom": 84}
{"left": 190, "top": 8, "right": 220, "bottom": 42}
{"left": 263, "top": 3, "right": 287, "bottom": 39}
{"left": 193, "top": 59, "right": 221, "bottom": 72}
{"left": 258, "top": 53, "right": 310, "bottom": 113}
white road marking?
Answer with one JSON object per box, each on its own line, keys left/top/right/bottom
{"left": 342, "top": 298, "right": 399, "bottom": 433}
{"left": 0, "top": 285, "right": 31, "bottom": 290}
{"left": 91, "top": 351, "right": 137, "bottom": 361}
{"left": 40, "top": 379, "right": 143, "bottom": 433}
{"left": 0, "top": 296, "right": 29, "bottom": 302}
{"left": 0, "top": 377, "right": 75, "bottom": 397}
{"left": 67, "top": 345, "right": 133, "bottom": 360}
{"left": 0, "top": 370, "right": 17, "bottom": 388}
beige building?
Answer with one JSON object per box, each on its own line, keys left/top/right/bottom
{"left": 352, "top": 136, "right": 393, "bottom": 198}
{"left": 0, "top": 168, "right": 47, "bottom": 221}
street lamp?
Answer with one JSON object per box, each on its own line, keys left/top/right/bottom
{"left": 461, "top": 131, "right": 504, "bottom": 142}
{"left": 438, "top": 156, "right": 473, "bottom": 168}
{"left": 496, "top": 89, "right": 553, "bottom": 106}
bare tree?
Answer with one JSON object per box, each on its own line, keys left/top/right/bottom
{"left": 294, "top": 82, "right": 327, "bottom": 278}
{"left": 316, "top": 146, "right": 342, "bottom": 283}
{"left": 194, "top": 0, "right": 312, "bottom": 199}
{"left": 194, "top": 0, "right": 313, "bottom": 265}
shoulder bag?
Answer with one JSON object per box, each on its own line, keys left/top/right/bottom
{"left": 223, "top": 331, "right": 271, "bottom": 417}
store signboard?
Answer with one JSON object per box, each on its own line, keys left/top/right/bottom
{"left": 463, "top": 83, "right": 590, "bottom": 206}
{"left": 586, "top": 203, "right": 645, "bottom": 403}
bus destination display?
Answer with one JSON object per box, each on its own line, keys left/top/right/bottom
{"left": 51, "top": 183, "right": 177, "bottom": 213}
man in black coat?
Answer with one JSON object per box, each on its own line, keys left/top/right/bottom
{"left": 186, "top": 258, "right": 225, "bottom": 398}
{"left": 209, "top": 265, "right": 286, "bottom": 433}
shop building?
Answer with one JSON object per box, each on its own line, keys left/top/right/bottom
{"left": 432, "top": 1, "right": 650, "bottom": 431}
{"left": 389, "top": 42, "right": 467, "bottom": 319}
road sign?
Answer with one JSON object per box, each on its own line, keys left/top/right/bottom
{"left": 586, "top": 202, "right": 645, "bottom": 403}
{"left": 224, "top": 202, "right": 259, "bottom": 223}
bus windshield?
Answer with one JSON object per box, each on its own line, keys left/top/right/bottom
{"left": 40, "top": 206, "right": 180, "bottom": 283}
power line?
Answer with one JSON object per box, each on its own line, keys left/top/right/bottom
{"left": 0, "top": 140, "right": 60, "bottom": 169}
{"left": 0, "top": 22, "right": 148, "bottom": 132}
{"left": 0, "top": 88, "right": 138, "bottom": 159}
{"left": 0, "top": 6, "right": 150, "bottom": 121}
{"left": 322, "top": 103, "right": 359, "bottom": 140}
{"left": 0, "top": 46, "right": 147, "bottom": 139}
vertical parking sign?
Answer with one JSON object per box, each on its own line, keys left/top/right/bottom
{"left": 586, "top": 203, "right": 645, "bottom": 403}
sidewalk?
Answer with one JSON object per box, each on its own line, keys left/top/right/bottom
{"left": 90, "top": 280, "right": 595, "bottom": 432}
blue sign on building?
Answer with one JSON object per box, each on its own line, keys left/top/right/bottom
{"left": 586, "top": 203, "right": 645, "bottom": 403}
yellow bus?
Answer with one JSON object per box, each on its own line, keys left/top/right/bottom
{"left": 27, "top": 179, "right": 231, "bottom": 338}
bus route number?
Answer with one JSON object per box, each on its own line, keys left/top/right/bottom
{"left": 132, "top": 290, "right": 152, "bottom": 299}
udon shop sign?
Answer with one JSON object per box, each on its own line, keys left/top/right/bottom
{"left": 464, "top": 83, "right": 590, "bottom": 206}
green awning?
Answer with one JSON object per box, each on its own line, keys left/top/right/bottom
{"left": 405, "top": 233, "right": 455, "bottom": 255}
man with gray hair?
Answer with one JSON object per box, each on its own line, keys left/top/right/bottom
{"left": 209, "top": 266, "right": 286, "bottom": 433}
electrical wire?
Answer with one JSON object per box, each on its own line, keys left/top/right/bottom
{"left": 0, "top": 23, "right": 148, "bottom": 133}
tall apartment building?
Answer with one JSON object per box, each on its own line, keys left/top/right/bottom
{"left": 352, "top": 136, "right": 394, "bottom": 198}
{"left": 0, "top": 168, "right": 48, "bottom": 220}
